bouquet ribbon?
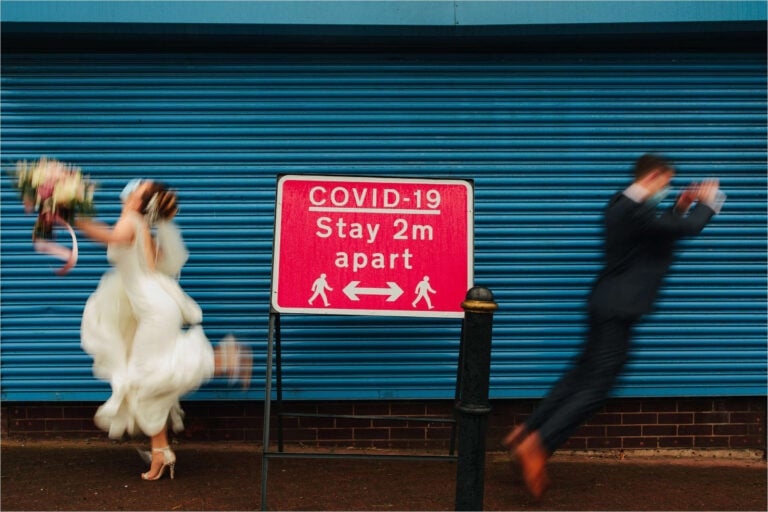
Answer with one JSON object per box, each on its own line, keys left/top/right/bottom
{"left": 33, "top": 214, "right": 78, "bottom": 276}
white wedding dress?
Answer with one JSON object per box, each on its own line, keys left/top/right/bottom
{"left": 81, "top": 212, "right": 215, "bottom": 439}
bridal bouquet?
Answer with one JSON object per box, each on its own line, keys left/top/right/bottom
{"left": 12, "top": 157, "right": 97, "bottom": 274}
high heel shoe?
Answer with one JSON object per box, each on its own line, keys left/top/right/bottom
{"left": 141, "top": 446, "right": 176, "bottom": 481}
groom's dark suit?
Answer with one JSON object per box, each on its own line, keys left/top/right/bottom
{"left": 589, "top": 193, "right": 716, "bottom": 319}
{"left": 524, "top": 189, "right": 717, "bottom": 453}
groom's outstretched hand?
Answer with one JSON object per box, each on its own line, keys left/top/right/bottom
{"left": 698, "top": 179, "right": 720, "bottom": 205}
{"left": 674, "top": 183, "right": 699, "bottom": 214}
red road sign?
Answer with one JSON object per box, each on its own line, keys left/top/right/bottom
{"left": 271, "top": 175, "right": 473, "bottom": 317}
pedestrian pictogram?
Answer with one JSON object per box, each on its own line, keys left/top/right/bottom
{"left": 412, "top": 276, "right": 436, "bottom": 309}
{"left": 308, "top": 274, "right": 333, "bottom": 307}
{"left": 271, "top": 175, "right": 473, "bottom": 317}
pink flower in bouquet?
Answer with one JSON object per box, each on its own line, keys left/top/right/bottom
{"left": 37, "top": 180, "right": 55, "bottom": 201}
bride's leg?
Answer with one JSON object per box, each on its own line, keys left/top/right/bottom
{"left": 213, "top": 343, "right": 234, "bottom": 376}
{"left": 143, "top": 429, "right": 170, "bottom": 479}
{"left": 214, "top": 346, "right": 223, "bottom": 375}
{"left": 213, "top": 336, "right": 252, "bottom": 388}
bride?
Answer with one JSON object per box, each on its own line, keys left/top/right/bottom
{"left": 75, "top": 179, "right": 250, "bottom": 481}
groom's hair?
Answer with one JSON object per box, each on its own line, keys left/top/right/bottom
{"left": 634, "top": 153, "right": 674, "bottom": 180}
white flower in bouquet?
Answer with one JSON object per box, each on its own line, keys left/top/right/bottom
{"left": 30, "top": 163, "right": 47, "bottom": 187}
{"left": 52, "top": 173, "right": 82, "bottom": 207}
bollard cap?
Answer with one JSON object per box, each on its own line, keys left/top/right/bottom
{"left": 465, "top": 286, "right": 494, "bottom": 302}
{"left": 462, "top": 286, "right": 498, "bottom": 313}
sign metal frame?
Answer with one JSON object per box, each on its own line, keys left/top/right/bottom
{"left": 262, "top": 174, "right": 474, "bottom": 510}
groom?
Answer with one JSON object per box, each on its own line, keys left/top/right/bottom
{"left": 502, "top": 153, "right": 724, "bottom": 497}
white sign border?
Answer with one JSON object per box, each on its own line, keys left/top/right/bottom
{"left": 270, "top": 174, "right": 474, "bottom": 318}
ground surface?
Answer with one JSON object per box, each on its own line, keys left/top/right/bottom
{"left": 1, "top": 439, "right": 766, "bottom": 511}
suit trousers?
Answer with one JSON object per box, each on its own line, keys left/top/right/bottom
{"left": 524, "top": 313, "right": 634, "bottom": 454}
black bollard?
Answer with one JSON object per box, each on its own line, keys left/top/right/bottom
{"left": 455, "top": 286, "right": 497, "bottom": 511}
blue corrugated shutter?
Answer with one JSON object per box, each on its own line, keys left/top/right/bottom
{"left": 2, "top": 53, "right": 765, "bottom": 401}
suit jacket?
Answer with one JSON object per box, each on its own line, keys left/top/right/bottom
{"left": 588, "top": 192, "right": 715, "bottom": 319}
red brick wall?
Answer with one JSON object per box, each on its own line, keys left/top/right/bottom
{"left": 2, "top": 397, "right": 765, "bottom": 453}
{"left": 487, "top": 397, "right": 766, "bottom": 452}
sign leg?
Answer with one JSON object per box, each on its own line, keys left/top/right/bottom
{"left": 260, "top": 312, "right": 277, "bottom": 511}
{"left": 276, "top": 314, "right": 284, "bottom": 452}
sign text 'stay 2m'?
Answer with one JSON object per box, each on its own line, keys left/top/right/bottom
{"left": 272, "top": 175, "right": 474, "bottom": 317}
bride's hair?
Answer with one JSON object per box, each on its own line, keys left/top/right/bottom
{"left": 140, "top": 182, "right": 178, "bottom": 224}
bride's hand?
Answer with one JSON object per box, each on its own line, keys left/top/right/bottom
{"left": 74, "top": 215, "right": 97, "bottom": 229}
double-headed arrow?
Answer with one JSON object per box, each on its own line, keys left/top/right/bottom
{"left": 343, "top": 281, "right": 403, "bottom": 302}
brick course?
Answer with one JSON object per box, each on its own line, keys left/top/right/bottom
{"left": 2, "top": 397, "right": 765, "bottom": 453}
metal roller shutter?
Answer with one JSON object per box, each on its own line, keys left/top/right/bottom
{"left": 1, "top": 52, "right": 765, "bottom": 401}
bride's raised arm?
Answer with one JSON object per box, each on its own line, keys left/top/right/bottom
{"left": 75, "top": 216, "right": 135, "bottom": 246}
